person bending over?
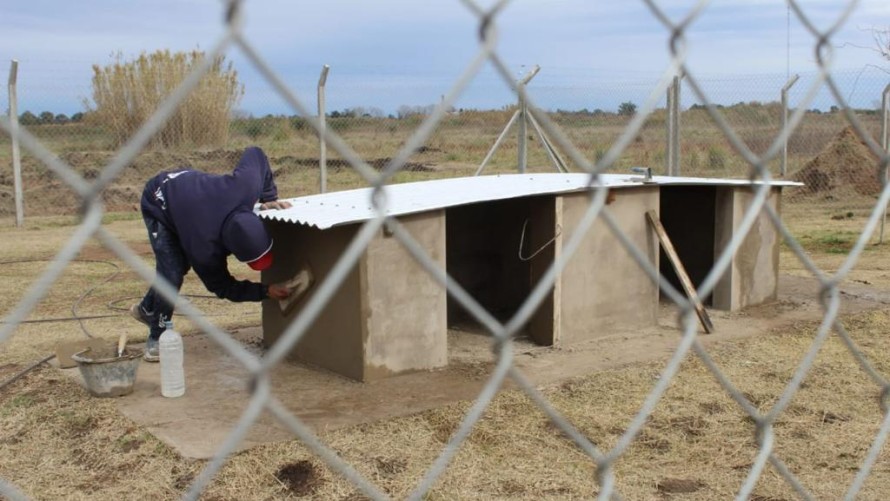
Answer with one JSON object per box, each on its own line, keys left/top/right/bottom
{"left": 131, "top": 146, "right": 294, "bottom": 361}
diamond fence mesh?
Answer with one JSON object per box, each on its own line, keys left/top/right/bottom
{"left": 2, "top": 72, "right": 888, "bottom": 226}
{"left": 1, "top": 0, "right": 890, "bottom": 499}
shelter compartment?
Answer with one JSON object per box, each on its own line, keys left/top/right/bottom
{"left": 445, "top": 196, "right": 553, "bottom": 330}
{"left": 657, "top": 185, "right": 782, "bottom": 311}
{"left": 260, "top": 174, "right": 796, "bottom": 381}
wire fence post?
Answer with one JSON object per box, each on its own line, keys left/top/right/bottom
{"left": 317, "top": 64, "right": 330, "bottom": 194}
{"left": 880, "top": 83, "right": 890, "bottom": 243}
{"left": 666, "top": 73, "right": 682, "bottom": 176}
{"left": 7, "top": 60, "right": 23, "bottom": 227}
{"left": 781, "top": 74, "right": 800, "bottom": 178}
{"left": 516, "top": 65, "right": 540, "bottom": 174}
{"left": 476, "top": 65, "right": 540, "bottom": 176}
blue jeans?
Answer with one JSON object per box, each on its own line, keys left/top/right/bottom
{"left": 138, "top": 216, "right": 191, "bottom": 341}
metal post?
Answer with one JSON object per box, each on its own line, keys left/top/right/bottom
{"left": 516, "top": 65, "right": 539, "bottom": 174}
{"left": 8, "top": 60, "right": 23, "bottom": 226}
{"left": 666, "top": 75, "right": 682, "bottom": 176}
{"left": 664, "top": 80, "right": 674, "bottom": 176}
{"left": 666, "top": 82, "right": 672, "bottom": 175}
{"left": 879, "top": 84, "right": 890, "bottom": 243}
{"left": 317, "top": 64, "right": 330, "bottom": 194}
{"left": 477, "top": 65, "right": 541, "bottom": 176}
{"left": 781, "top": 74, "right": 800, "bottom": 178}
{"left": 883, "top": 84, "right": 890, "bottom": 153}
{"left": 518, "top": 92, "right": 527, "bottom": 174}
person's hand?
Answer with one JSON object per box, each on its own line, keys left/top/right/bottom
{"left": 260, "top": 200, "right": 292, "bottom": 210}
{"left": 267, "top": 283, "right": 292, "bottom": 300}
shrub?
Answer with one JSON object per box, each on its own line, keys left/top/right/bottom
{"left": 86, "top": 49, "right": 244, "bottom": 148}
{"left": 594, "top": 148, "right": 606, "bottom": 163}
{"left": 328, "top": 118, "right": 353, "bottom": 132}
{"left": 244, "top": 120, "right": 266, "bottom": 139}
{"left": 290, "top": 116, "right": 307, "bottom": 131}
{"left": 708, "top": 146, "right": 727, "bottom": 169}
{"left": 618, "top": 101, "right": 637, "bottom": 116}
{"left": 19, "top": 111, "right": 38, "bottom": 126}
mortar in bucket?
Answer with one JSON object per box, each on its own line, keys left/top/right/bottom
{"left": 71, "top": 346, "right": 142, "bottom": 398}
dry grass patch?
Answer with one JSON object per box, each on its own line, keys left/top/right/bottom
{"left": 3, "top": 192, "right": 890, "bottom": 499}
{"left": 0, "top": 311, "right": 890, "bottom": 500}
{"left": 3, "top": 303, "right": 890, "bottom": 499}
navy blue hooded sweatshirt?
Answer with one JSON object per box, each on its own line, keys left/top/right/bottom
{"left": 140, "top": 147, "right": 278, "bottom": 302}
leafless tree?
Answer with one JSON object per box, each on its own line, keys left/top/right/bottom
{"left": 871, "top": 26, "right": 890, "bottom": 62}
{"left": 838, "top": 26, "right": 890, "bottom": 67}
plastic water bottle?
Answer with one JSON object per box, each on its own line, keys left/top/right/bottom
{"left": 159, "top": 319, "right": 185, "bottom": 398}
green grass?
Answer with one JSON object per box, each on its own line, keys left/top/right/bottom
{"left": 796, "top": 230, "right": 864, "bottom": 254}
{"left": 101, "top": 212, "right": 142, "bottom": 224}
{"left": 0, "top": 394, "right": 37, "bottom": 416}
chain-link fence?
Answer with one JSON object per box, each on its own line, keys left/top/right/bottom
{"left": 3, "top": 70, "right": 888, "bottom": 229}
{"left": 2, "top": 0, "right": 890, "bottom": 499}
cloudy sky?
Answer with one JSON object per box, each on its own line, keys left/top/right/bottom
{"left": 1, "top": 0, "right": 888, "bottom": 116}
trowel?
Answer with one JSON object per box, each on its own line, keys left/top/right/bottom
{"left": 117, "top": 332, "right": 128, "bottom": 357}
{"left": 278, "top": 266, "right": 315, "bottom": 317}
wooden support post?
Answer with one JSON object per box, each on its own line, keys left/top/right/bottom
{"left": 646, "top": 210, "right": 714, "bottom": 334}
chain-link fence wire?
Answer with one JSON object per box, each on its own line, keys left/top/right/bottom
{"left": 2, "top": 0, "right": 890, "bottom": 499}
{"left": 3, "top": 64, "right": 889, "bottom": 221}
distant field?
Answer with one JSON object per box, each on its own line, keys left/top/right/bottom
{"left": 0, "top": 106, "right": 883, "bottom": 218}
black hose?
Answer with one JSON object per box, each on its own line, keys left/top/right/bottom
{"left": 2, "top": 259, "right": 126, "bottom": 389}
{"left": 0, "top": 258, "right": 120, "bottom": 337}
{"left": 0, "top": 258, "right": 225, "bottom": 390}
{"left": 1, "top": 314, "right": 120, "bottom": 324}
{"left": 0, "top": 355, "right": 54, "bottom": 392}
{"left": 0, "top": 258, "right": 121, "bottom": 390}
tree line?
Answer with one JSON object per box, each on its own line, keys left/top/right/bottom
{"left": 15, "top": 110, "right": 86, "bottom": 125}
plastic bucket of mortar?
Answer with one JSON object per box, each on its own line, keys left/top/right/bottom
{"left": 71, "top": 347, "right": 142, "bottom": 398}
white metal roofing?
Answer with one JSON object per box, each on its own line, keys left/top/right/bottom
{"left": 260, "top": 173, "right": 801, "bottom": 230}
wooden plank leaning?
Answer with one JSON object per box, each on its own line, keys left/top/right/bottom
{"left": 645, "top": 210, "right": 714, "bottom": 334}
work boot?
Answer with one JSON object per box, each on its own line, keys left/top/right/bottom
{"left": 129, "top": 303, "right": 151, "bottom": 327}
{"left": 143, "top": 338, "right": 159, "bottom": 363}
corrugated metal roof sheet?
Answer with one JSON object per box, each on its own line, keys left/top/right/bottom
{"left": 260, "top": 173, "right": 801, "bottom": 229}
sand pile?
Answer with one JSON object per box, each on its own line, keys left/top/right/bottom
{"left": 791, "top": 126, "right": 882, "bottom": 196}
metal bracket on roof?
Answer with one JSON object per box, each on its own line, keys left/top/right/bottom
{"left": 630, "top": 167, "right": 654, "bottom": 183}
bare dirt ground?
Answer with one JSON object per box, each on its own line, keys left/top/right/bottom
{"left": 2, "top": 206, "right": 890, "bottom": 500}
{"left": 43, "top": 273, "right": 890, "bottom": 463}
{"left": 0, "top": 148, "right": 440, "bottom": 218}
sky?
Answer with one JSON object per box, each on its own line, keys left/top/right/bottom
{"left": 1, "top": 0, "right": 888, "bottom": 117}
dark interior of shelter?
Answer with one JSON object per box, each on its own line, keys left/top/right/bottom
{"left": 445, "top": 195, "right": 559, "bottom": 345}
{"left": 658, "top": 186, "right": 717, "bottom": 306}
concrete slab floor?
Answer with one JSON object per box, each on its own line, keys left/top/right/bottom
{"left": 58, "top": 274, "right": 890, "bottom": 459}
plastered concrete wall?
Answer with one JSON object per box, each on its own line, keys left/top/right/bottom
{"left": 363, "top": 211, "right": 447, "bottom": 380}
{"left": 713, "top": 187, "right": 781, "bottom": 310}
{"left": 262, "top": 221, "right": 366, "bottom": 381}
{"left": 526, "top": 196, "right": 559, "bottom": 346}
{"left": 556, "top": 187, "right": 660, "bottom": 344}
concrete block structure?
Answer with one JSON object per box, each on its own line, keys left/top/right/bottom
{"left": 260, "top": 174, "right": 798, "bottom": 381}
{"left": 261, "top": 211, "right": 446, "bottom": 381}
